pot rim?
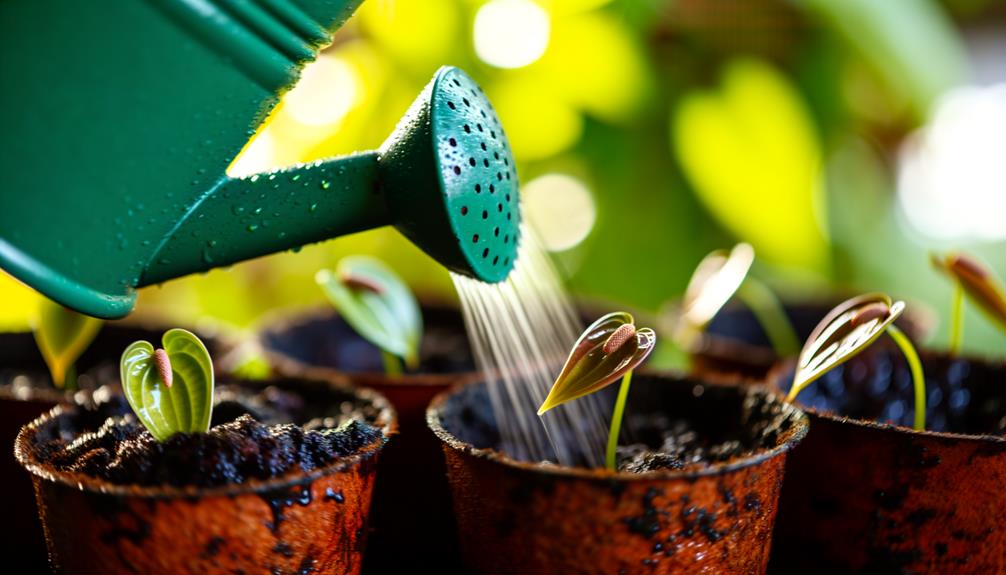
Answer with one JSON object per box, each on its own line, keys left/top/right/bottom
{"left": 14, "top": 376, "right": 397, "bottom": 500}
{"left": 768, "top": 352, "right": 1006, "bottom": 444}
{"left": 426, "top": 371, "right": 809, "bottom": 482}
{"left": 256, "top": 304, "right": 478, "bottom": 387}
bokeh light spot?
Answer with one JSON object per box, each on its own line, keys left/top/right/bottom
{"left": 523, "top": 174, "right": 595, "bottom": 251}
{"left": 897, "top": 84, "right": 1006, "bottom": 241}
{"left": 474, "top": 0, "right": 551, "bottom": 69}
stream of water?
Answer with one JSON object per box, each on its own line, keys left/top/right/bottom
{"left": 452, "top": 226, "right": 609, "bottom": 467}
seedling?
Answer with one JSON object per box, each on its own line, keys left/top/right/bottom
{"left": 315, "top": 256, "right": 422, "bottom": 376}
{"left": 786, "top": 293, "right": 927, "bottom": 430}
{"left": 931, "top": 251, "right": 1006, "bottom": 354}
{"left": 538, "top": 312, "right": 656, "bottom": 470}
{"left": 32, "top": 298, "right": 102, "bottom": 390}
{"left": 675, "top": 243, "right": 800, "bottom": 357}
{"left": 121, "top": 329, "right": 214, "bottom": 441}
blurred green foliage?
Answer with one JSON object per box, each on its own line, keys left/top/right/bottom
{"left": 3, "top": 0, "right": 1005, "bottom": 359}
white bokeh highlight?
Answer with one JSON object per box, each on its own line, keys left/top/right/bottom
{"left": 473, "top": 0, "right": 551, "bottom": 69}
{"left": 522, "top": 173, "right": 596, "bottom": 251}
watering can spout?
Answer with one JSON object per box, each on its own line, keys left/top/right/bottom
{"left": 0, "top": 52, "right": 520, "bottom": 319}
{"left": 140, "top": 152, "right": 388, "bottom": 286}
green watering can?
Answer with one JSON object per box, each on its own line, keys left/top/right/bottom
{"left": 0, "top": 0, "right": 521, "bottom": 319}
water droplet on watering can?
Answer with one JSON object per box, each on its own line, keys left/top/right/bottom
{"left": 247, "top": 224, "right": 259, "bottom": 232}
{"left": 232, "top": 205, "right": 245, "bottom": 215}
{"left": 278, "top": 231, "right": 287, "bottom": 239}
{"left": 202, "top": 247, "right": 214, "bottom": 264}
{"left": 250, "top": 174, "right": 260, "bottom": 183}
{"left": 291, "top": 174, "right": 301, "bottom": 182}
{"left": 321, "top": 181, "right": 331, "bottom": 190}
{"left": 207, "top": 239, "right": 218, "bottom": 247}
{"left": 254, "top": 207, "right": 263, "bottom": 215}
{"left": 142, "top": 240, "right": 152, "bottom": 247}
{"left": 309, "top": 204, "right": 318, "bottom": 213}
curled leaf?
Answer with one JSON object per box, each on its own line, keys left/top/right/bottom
{"left": 538, "top": 312, "right": 656, "bottom": 415}
{"left": 932, "top": 252, "right": 1006, "bottom": 332}
{"left": 675, "top": 243, "right": 754, "bottom": 350}
{"left": 788, "top": 293, "right": 904, "bottom": 400}
{"left": 316, "top": 256, "right": 422, "bottom": 370}
{"left": 32, "top": 298, "right": 102, "bottom": 389}
{"left": 121, "top": 329, "right": 214, "bottom": 442}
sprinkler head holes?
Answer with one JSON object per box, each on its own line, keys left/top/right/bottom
{"left": 380, "top": 67, "right": 521, "bottom": 284}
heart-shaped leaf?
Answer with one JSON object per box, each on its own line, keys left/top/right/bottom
{"left": 538, "top": 312, "right": 656, "bottom": 415}
{"left": 682, "top": 243, "right": 755, "bottom": 330}
{"left": 788, "top": 293, "right": 904, "bottom": 400}
{"left": 32, "top": 298, "right": 102, "bottom": 389}
{"left": 121, "top": 329, "right": 214, "bottom": 442}
{"left": 316, "top": 256, "right": 422, "bottom": 370}
{"left": 932, "top": 252, "right": 1006, "bottom": 332}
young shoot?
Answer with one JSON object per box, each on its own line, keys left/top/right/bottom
{"left": 32, "top": 298, "right": 103, "bottom": 390}
{"left": 675, "top": 243, "right": 799, "bottom": 357}
{"left": 121, "top": 328, "right": 214, "bottom": 441}
{"left": 538, "top": 312, "right": 656, "bottom": 471}
{"left": 931, "top": 252, "right": 1006, "bottom": 354}
{"left": 786, "top": 293, "right": 927, "bottom": 430}
{"left": 316, "top": 256, "right": 423, "bottom": 376}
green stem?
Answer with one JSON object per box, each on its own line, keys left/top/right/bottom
{"left": 606, "top": 370, "right": 633, "bottom": 471}
{"left": 886, "top": 324, "right": 926, "bottom": 431}
{"left": 736, "top": 278, "right": 801, "bottom": 357}
{"left": 949, "top": 281, "right": 964, "bottom": 355}
{"left": 64, "top": 364, "right": 78, "bottom": 392}
{"left": 381, "top": 350, "right": 403, "bottom": 377}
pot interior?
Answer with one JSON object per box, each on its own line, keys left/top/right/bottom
{"left": 778, "top": 350, "right": 1006, "bottom": 435}
{"left": 262, "top": 305, "right": 474, "bottom": 375}
{"left": 705, "top": 301, "right": 833, "bottom": 349}
{"left": 437, "top": 374, "right": 806, "bottom": 471}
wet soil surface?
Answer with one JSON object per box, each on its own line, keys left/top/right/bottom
{"left": 262, "top": 305, "right": 474, "bottom": 374}
{"left": 779, "top": 349, "right": 1006, "bottom": 434}
{"left": 29, "top": 382, "right": 383, "bottom": 488}
{"left": 440, "top": 373, "right": 803, "bottom": 472}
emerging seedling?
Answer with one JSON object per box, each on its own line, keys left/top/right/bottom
{"left": 786, "top": 293, "right": 927, "bottom": 430}
{"left": 539, "top": 312, "right": 656, "bottom": 470}
{"left": 121, "top": 329, "right": 214, "bottom": 441}
{"left": 675, "top": 243, "right": 799, "bottom": 357}
{"left": 931, "top": 251, "right": 1006, "bottom": 354}
{"left": 316, "top": 256, "right": 423, "bottom": 376}
{"left": 32, "top": 298, "right": 103, "bottom": 390}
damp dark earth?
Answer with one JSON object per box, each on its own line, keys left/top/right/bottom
{"left": 27, "top": 382, "right": 384, "bottom": 487}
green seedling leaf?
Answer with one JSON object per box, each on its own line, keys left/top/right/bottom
{"left": 121, "top": 329, "right": 214, "bottom": 442}
{"left": 32, "top": 298, "right": 102, "bottom": 389}
{"left": 316, "top": 256, "right": 422, "bottom": 371}
{"left": 932, "top": 252, "right": 1006, "bottom": 332}
{"left": 538, "top": 312, "right": 656, "bottom": 415}
{"left": 682, "top": 243, "right": 754, "bottom": 330}
{"left": 788, "top": 293, "right": 904, "bottom": 400}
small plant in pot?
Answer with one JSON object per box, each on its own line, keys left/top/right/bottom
{"left": 428, "top": 312, "right": 809, "bottom": 575}
{"left": 667, "top": 243, "right": 929, "bottom": 380}
{"left": 0, "top": 299, "right": 227, "bottom": 570}
{"left": 770, "top": 274, "right": 1006, "bottom": 574}
{"left": 257, "top": 256, "right": 474, "bottom": 571}
{"left": 16, "top": 328, "right": 394, "bottom": 575}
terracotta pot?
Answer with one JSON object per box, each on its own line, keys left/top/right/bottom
{"left": 427, "top": 373, "right": 808, "bottom": 575}
{"left": 689, "top": 299, "right": 931, "bottom": 381}
{"left": 258, "top": 303, "right": 475, "bottom": 572}
{"left": 15, "top": 376, "right": 395, "bottom": 575}
{"left": 768, "top": 351, "right": 1006, "bottom": 574}
{"left": 0, "top": 322, "right": 227, "bottom": 572}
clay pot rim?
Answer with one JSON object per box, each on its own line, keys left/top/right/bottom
{"left": 256, "top": 304, "right": 478, "bottom": 387}
{"left": 768, "top": 352, "right": 1006, "bottom": 445}
{"left": 14, "top": 376, "right": 398, "bottom": 500}
{"left": 426, "top": 371, "right": 809, "bottom": 482}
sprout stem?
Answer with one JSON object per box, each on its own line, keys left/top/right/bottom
{"left": 949, "top": 281, "right": 964, "bottom": 355}
{"left": 606, "top": 370, "right": 633, "bottom": 471}
{"left": 381, "top": 350, "right": 403, "bottom": 377}
{"left": 886, "top": 324, "right": 926, "bottom": 431}
{"left": 63, "top": 364, "right": 77, "bottom": 392}
{"left": 736, "top": 278, "right": 800, "bottom": 356}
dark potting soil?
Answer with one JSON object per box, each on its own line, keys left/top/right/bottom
{"left": 778, "top": 349, "right": 1006, "bottom": 435}
{"left": 439, "top": 374, "right": 802, "bottom": 472}
{"left": 29, "top": 383, "right": 384, "bottom": 488}
{"left": 262, "top": 305, "right": 474, "bottom": 374}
